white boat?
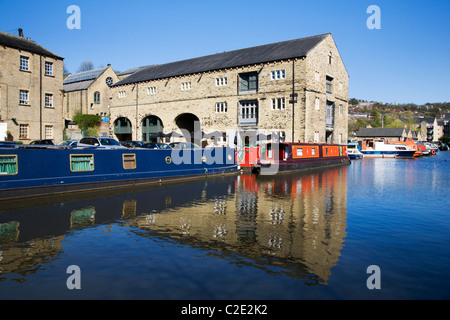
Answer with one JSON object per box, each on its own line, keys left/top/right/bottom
{"left": 347, "top": 142, "right": 364, "bottom": 159}
{"left": 359, "top": 139, "right": 416, "bottom": 158}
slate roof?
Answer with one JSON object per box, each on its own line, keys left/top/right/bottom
{"left": 113, "top": 33, "right": 330, "bottom": 87}
{"left": 356, "top": 128, "right": 406, "bottom": 138}
{"left": 0, "top": 30, "right": 63, "bottom": 60}
{"left": 63, "top": 67, "right": 108, "bottom": 85}
{"left": 63, "top": 80, "right": 95, "bottom": 92}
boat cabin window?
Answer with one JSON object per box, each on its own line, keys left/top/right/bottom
{"left": 71, "top": 154, "right": 94, "bottom": 172}
{"left": 296, "top": 147, "right": 303, "bottom": 157}
{"left": 123, "top": 154, "right": 137, "bottom": 170}
{"left": 311, "top": 148, "right": 316, "bottom": 156}
{"left": 0, "top": 155, "right": 18, "bottom": 175}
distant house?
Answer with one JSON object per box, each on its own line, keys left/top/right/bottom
{"left": 415, "top": 117, "right": 439, "bottom": 142}
{"left": 355, "top": 127, "right": 411, "bottom": 141}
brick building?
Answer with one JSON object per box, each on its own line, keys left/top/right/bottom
{"left": 110, "top": 33, "right": 349, "bottom": 146}
{"left": 0, "top": 30, "right": 64, "bottom": 143}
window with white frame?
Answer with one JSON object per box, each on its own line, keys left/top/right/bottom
{"left": 118, "top": 90, "right": 126, "bottom": 98}
{"left": 315, "top": 97, "right": 320, "bottom": 111}
{"left": 314, "top": 131, "right": 319, "bottom": 143}
{"left": 45, "top": 125, "right": 53, "bottom": 139}
{"left": 215, "top": 102, "right": 227, "bottom": 113}
{"left": 215, "top": 77, "right": 227, "bottom": 86}
{"left": 339, "top": 104, "right": 343, "bottom": 114}
{"left": 19, "top": 90, "right": 29, "bottom": 105}
{"left": 271, "top": 69, "right": 286, "bottom": 80}
{"left": 94, "top": 91, "right": 100, "bottom": 104}
{"left": 181, "top": 82, "right": 191, "bottom": 90}
{"left": 19, "top": 124, "right": 29, "bottom": 139}
{"left": 20, "top": 56, "right": 29, "bottom": 71}
{"left": 45, "top": 61, "right": 53, "bottom": 76}
{"left": 147, "top": 86, "right": 157, "bottom": 95}
{"left": 45, "top": 93, "right": 53, "bottom": 108}
{"left": 271, "top": 97, "right": 286, "bottom": 110}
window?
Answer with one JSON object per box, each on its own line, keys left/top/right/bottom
{"left": 315, "top": 97, "right": 320, "bottom": 111}
{"left": 328, "top": 54, "right": 332, "bottom": 65}
{"left": 20, "top": 56, "right": 29, "bottom": 71}
{"left": 271, "top": 97, "right": 286, "bottom": 110}
{"left": 239, "top": 100, "right": 258, "bottom": 126}
{"left": 0, "top": 155, "right": 18, "bottom": 175}
{"left": 271, "top": 69, "right": 286, "bottom": 80}
{"left": 118, "top": 90, "right": 126, "bottom": 98}
{"left": 45, "top": 61, "right": 53, "bottom": 76}
{"left": 94, "top": 91, "right": 100, "bottom": 104}
{"left": 215, "top": 102, "right": 227, "bottom": 113}
{"left": 296, "top": 148, "right": 303, "bottom": 157}
{"left": 315, "top": 71, "right": 320, "bottom": 82}
{"left": 123, "top": 154, "right": 136, "bottom": 170}
{"left": 147, "top": 87, "right": 157, "bottom": 95}
{"left": 314, "top": 131, "right": 319, "bottom": 143}
{"left": 239, "top": 72, "right": 258, "bottom": 93}
{"left": 71, "top": 154, "right": 94, "bottom": 172}
{"left": 19, "top": 90, "right": 29, "bottom": 105}
{"left": 338, "top": 133, "right": 343, "bottom": 144}
{"left": 311, "top": 148, "right": 316, "bottom": 156}
{"left": 339, "top": 104, "right": 343, "bottom": 115}
{"left": 19, "top": 124, "right": 29, "bottom": 139}
{"left": 45, "top": 93, "right": 53, "bottom": 108}
{"left": 45, "top": 125, "right": 53, "bottom": 139}
{"left": 106, "top": 77, "right": 113, "bottom": 86}
{"left": 215, "top": 77, "right": 227, "bottom": 86}
{"left": 326, "top": 76, "right": 333, "bottom": 95}
{"left": 181, "top": 82, "right": 191, "bottom": 90}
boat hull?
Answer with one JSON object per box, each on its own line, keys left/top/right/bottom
{"left": 361, "top": 150, "right": 416, "bottom": 158}
{"left": 0, "top": 146, "right": 238, "bottom": 200}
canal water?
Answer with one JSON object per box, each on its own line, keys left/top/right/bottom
{"left": 0, "top": 151, "right": 449, "bottom": 300}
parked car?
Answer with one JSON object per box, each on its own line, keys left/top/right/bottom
{"left": 141, "top": 142, "right": 171, "bottom": 149}
{"left": 77, "top": 137, "right": 126, "bottom": 149}
{"left": 29, "top": 139, "right": 54, "bottom": 145}
{"left": 58, "top": 140, "right": 78, "bottom": 147}
{"left": 121, "top": 141, "right": 145, "bottom": 148}
{"left": 168, "top": 142, "right": 200, "bottom": 149}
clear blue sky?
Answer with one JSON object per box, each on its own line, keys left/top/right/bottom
{"left": 1, "top": 0, "right": 449, "bottom": 105}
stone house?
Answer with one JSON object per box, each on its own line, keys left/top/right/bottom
{"left": 62, "top": 65, "right": 120, "bottom": 138}
{"left": 109, "top": 33, "right": 349, "bottom": 146}
{"left": 0, "top": 30, "right": 64, "bottom": 143}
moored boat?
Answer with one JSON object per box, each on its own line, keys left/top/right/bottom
{"left": 385, "top": 137, "right": 422, "bottom": 157}
{"left": 250, "top": 142, "right": 350, "bottom": 174}
{"left": 359, "top": 139, "right": 416, "bottom": 158}
{"left": 347, "top": 142, "right": 364, "bottom": 159}
{"left": 0, "top": 144, "right": 238, "bottom": 200}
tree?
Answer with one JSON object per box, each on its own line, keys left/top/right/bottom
{"left": 77, "top": 61, "right": 95, "bottom": 72}
{"left": 72, "top": 111, "right": 101, "bottom": 136}
{"left": 349, "top": 98, "right": 359, "bottom": 106}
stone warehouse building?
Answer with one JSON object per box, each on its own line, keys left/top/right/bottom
{"left": 109, "top": 33, "right": 349, "bottom": 146}
{"left": 0, "top": 30, "right": 64, "bottom": 143}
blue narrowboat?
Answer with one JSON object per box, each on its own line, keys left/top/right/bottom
{"left": 0, "top": 145, "right": 238, "bottom": 200}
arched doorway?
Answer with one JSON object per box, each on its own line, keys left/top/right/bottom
{"left": 142, "top": 115, "right": 164, "bottom": 142}
{"left": 175, "top": 113, "right": 200, "bottom": 143}
{"left": 114, "top": 117, "right": 132, "bottom": 141}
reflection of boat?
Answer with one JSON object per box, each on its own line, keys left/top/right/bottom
{"left": 252, "top": 142, "right": 350, "bottom": 174}
{"left": 0, "top": 145, "right": 238, "bottom": 200}
{"left": 359, "top": 139, "right": 416, "bottom": 158}
{"left": 347, "top": 142, "right": 363, "bottom": 159}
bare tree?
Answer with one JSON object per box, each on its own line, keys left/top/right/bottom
{"left": 77, "top": 61, "right": 95, "bottom": 72}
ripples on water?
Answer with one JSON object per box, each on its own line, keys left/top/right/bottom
{"left": 0, "top": 152, "right": 449, "bottom": 299}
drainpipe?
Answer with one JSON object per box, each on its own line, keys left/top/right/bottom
{"left": 290, "top": 59, "right": 296, "bottom": 142}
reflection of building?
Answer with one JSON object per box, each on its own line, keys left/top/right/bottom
{"left": 109, "top": 33, "right": 349, "bottom": 145}
{"left": 0, "top": 168, "right": 347, "bottom": 285}
{"left": 0, "top": 30, "right": 64, "bottom": 143}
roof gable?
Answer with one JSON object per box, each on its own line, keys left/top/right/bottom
{"left": 0, "top": 30, "right": 63, "bottom": 60}
{"left": 114, "top": 33, "right": 329, "bottom": 86}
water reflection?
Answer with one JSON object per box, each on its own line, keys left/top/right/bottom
{"left": 0, "top": 166, "right": 348, "bottom": 285}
